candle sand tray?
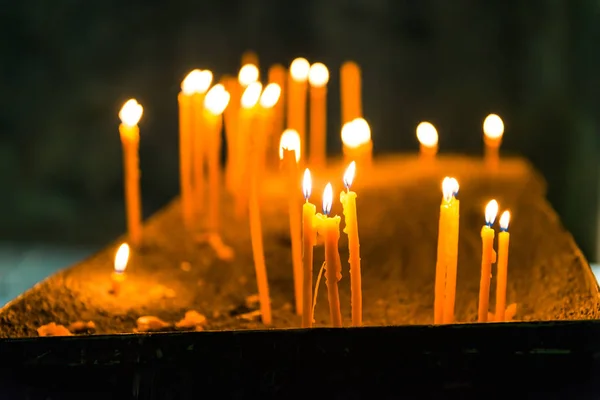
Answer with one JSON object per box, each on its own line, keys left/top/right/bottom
{"left": 0, "top": 155, "right": 599, "bottom": 397}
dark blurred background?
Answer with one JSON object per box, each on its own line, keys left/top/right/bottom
{"left": 0, "top": 0, "right": 599, "bottom": 286}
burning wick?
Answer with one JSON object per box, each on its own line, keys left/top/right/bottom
{"left": 343, "top": 161, "right": 356, "bottom": 191}
{"left": 485, "top": 199, "right": 499, "bottom": 228}
{"left": 323, "top": 183, "right": 333, "bottom": 216}
{"left": 111, "top": 243, "right": 130, "bottom": 295}
{"left": 303, "top": 168, "right": 311, "bottom": 202}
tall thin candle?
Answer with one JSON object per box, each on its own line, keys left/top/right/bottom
{"left": 495, "top": 210, "right": 511, "bottom": 321}
{"left": 301, "top": 169, "right": 317, "bottom": 328}
{"left": 479, "top": 200, "right": 498, "bottom": 322}
{"left": 308, "top": 63, "right": 329, "bottom": 168}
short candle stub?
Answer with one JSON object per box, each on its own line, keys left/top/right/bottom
{"left": 111, "top": 243, "right": 130, "bottom": 295}
{"left": 499, "top": 210, "right": 510, "bottom": 232}
{"left": 485, "top": 199, "right": 499, "bottom": 227}
{"left": 303, "top": 168, "right": 312, "bottom": 201}
{"left": 323, "top": 183, "right": 333, "bottom": 216}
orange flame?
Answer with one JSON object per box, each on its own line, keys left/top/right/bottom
{"left": 416, "top": 122, "right": 438, "bottom": 148}
{"left": 114, "top": 243, "right": 130, "bottom": 273}
{"left": 499, "top": 210, "right": 511, "bottom": 231}
{"left": 119, "top": 99, "right": 143, "bottom": 127}
{"left": 483, "top": 114, "right": 504, "bottom": 139}
{"left": 303, "top": 168, "right": 312, "bottom": 200}
{"left": 322, "top": 183, "right": 333, "bottom": 215}
{"left": 485, "top": 200, "right": 499, "bottom": 226}
{"left": 343, "top": 161, "right": 356, "bottom": 189}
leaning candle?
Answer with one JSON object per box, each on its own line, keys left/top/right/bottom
{"left": 203, "top": 84, "right": 230, "bottom": 234}
{"left": 340, "top": 161, "right": 362, "bottom": 326}
{"left": 301, "top": 169, "right": 317, "bottom": 328}
{"left": 443, "top": 177, "right": 460, "bottom": 324}
{"left": 279, "top": 129, "right": 303, "bottom": 315}
{"left": 118, "top": 99, "right": 144, "bottom": 248}
{"left": 340, "top": 61, "right": 362, "bottom": 124}
{"left": 479, "top": 199, "right": 498, "bottom": 322}
{"left": 483, "top": 114, "right": 504, "bottom": 170}
{"left": 416, "top": 121, "right": 438, "bottom": 161}
{"left": 315, "top": 183, "right": 343, "bottom": 327}
{"left": 341, "top": 118, "right": 372, "bottom": 168}
{"left": 495, "top": 210, "right": 511, "bottom": 321}
{"left": 111, "top": 242, "right": 130, "bottom": 295}
{"left": 308, "top": 62, "right": 329, "bottom": 168}
{"left": 287, "top": 57, "right": 310, "bottom": 161}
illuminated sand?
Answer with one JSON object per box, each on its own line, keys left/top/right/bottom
{"left": 0, "top": 155, "right": 597, "bottom": 337}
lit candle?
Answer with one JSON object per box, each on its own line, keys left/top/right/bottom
{"left": 235, "top": 82, "right": 262, "bottom": 218}
{"left": 222, "top": 75, "right": 241, "bottom": 194}
{"left": 301, "top": 169, "right": 317, "bottom": 328}
{"left": 203, "top": 84, "right": 230, "bottom": 234}
{"left": 483, "top": 114, "right": 504, "bottom": 170}
{"left": 287, "top": 58, "right": 310, "bottom": 161}
{"left": 416, "top": 121, "right": 438, "bottom": 161}
{"left": 340, "top": 61, "right": 362, "bottom": 124}
{"left": 238, "top": 64, "right": 259, "bottom": 88}
{"left": 118, "top": 99, "right": 144, "bottom": 248}
{"left": 279, "top": 129, "right": 303, "bottom": 315}
{"left": 179, "top": 71, "right": 198, "bottom": 229}
{"left": 268, "top": 64, "right": 286, "bottom": 166}
{"left": 443, "top": 177, "right": 460, "bottom": 324}
{"left": 191, "top": 70, "right": 213, "bottom": 224}
{"left": 258, "top": 83, "right": 282, "bottom": 190}
{"left": 341, "top": 118, "right": 372, "bottom": 168}
{"left": 111, "top": 243, "right": 130, "bottom": 295}
{"left": 308, "top": 62, "right": 330, "bottom": 168}
{"left": 434, "top": 177, "right": 453, "bottom": 323}
{"left": 479, "top": 199, "right": 498, "bottom": 322}
{"left": 315, "top": 183, "right": 343, "bottom": 327}
{"left": 241, "top": 51, "right": 259, "bottom": 71}
{"left": 340, "top": 161, "right": 362, "bottom": 326}
{"left": 495, "top": 210, "right": 511, "bottom": 321}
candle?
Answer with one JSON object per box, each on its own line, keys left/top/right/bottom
{"left": 118, "top": 99, "right": 144, "bottom": 248}
{"left": 203, "top": 84, "right": 230, "bottom": 234}
{"left": 111, "top": 243, "right": 130, "bottom": 295}
{"left": 222, "top": 76, "right": 241, "bottom": 193}
{"left": 268, "top": 64, "right": 286, "bottom": 165}
{"left": 248, "top": 102, "right": 272, "bottom": 325}
{"left": 340, "top": 61, "right": 362, "bottom": 124}
{"left": 340, "top": 161, "right": 362, "bottom": 326}
{"left": 308, "top": 62, "right": 330, "bottom": 168}
{"left": 341, "top": 118, "right": 372, "bottom": 168}
{"left": 241, "top": 51, "right": 259, "bottom": 70}
{"left": 301, "top": 169, "right": 317, "bottom": 328}
{"left": 235, "top": 82, "right": 262, "bottom": 218}
{"left": 416, "top": 121, "right": 438, "bottom": 161}
{"left": 495, "top": 210, "right": 511, "bottom": 321}
{"left": 315, "top": 183, "right": 343, "bottom": 327}
{"left": 434, "top": 177, "right": 453, "bottom": 323}
{"left": 479, "top": 199, "right": 498, "bottom": 322}
{"left": 238, "top": 64, "right": 259, "bottom": 88}
{"left": 287, "top": 58, "right": 310, "bottom": 162}
{"left": 443, "top": 177, "right": 460, "bottom": 324}
{"left": 179, "top": 71, "right": 198, "bottom": 230}
{"left": 279, "top": 129, "right": 303, "bottom": 315}
{"left": 483, "top": 114, "right": 504, "bottom": 170}
{"left": 258, "top": 83, "right": 282, "bottom": 188}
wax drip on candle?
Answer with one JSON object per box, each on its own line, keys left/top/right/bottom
{"left": 499, "top": 210, "right": 510, "bottom": 232}
{"left": 323, "top": 183, "right": 333, "bottom": 216}
{"left": 485, "top": 199, "right": 499, "bottom": 228}
{"left": 343, "top": 161, "right": 356, "bottom": 191}
{"left": 303, "top": 168, "right": 311, "bottom": 201}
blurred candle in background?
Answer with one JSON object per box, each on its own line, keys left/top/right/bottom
{"left": 341, "top": 118, "right": 372, "bottom": 169}
{"left": 483, "top": 114, "right": 504, "bottom": 170}
{"left": 308, "top": 62, "right": 330, "bottom": 168}
{"left": 268, "top": 64, "right": 287, "bottom": 166}
{"left": 416, "top": 121, "right": 438, "bottom": 161}
{"left": 340, "top": 61, "right": 362, "bottom": 124}
{"left": 287, "top": 58, "right": 310, "bottom": 162}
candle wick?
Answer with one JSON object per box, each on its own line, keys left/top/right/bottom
{"left": 500, "top": 227, "right": 508, "bottom": 232}
{"left": 486, "top": 222, "right": 493, "bottom": 228}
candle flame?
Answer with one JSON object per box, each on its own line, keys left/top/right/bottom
{"left": 341, "top": 118, "right": 371, "bottom": 148}
{"left": 259, "top": 83, "right": 281, "bottom": 108}
{"left": 450, "top": 177, "right": 459, "bottom": 196}
{"left": 279, "top": 129, "right": 301, "bottom": 162}
{"left": 483, "top": 114, "right": 504, "bottom": 139}
{"left": 485, "top": 200, "right": 499, "bottom": 226}
{"left": 343, "top": 161, "right": 356, "bottom": 189}
{"left": 204, "top": 84, "right": 230, "bottom": 115}
{"left": 499, "top": 210, "right": 510, "bottom": 231}
{"left": 114, "top": 243, "right": 130, "bottom": 273}
{"left": 238, "top": 64, "right": 259, "bottom": 87}
{"left": 290, "top": 57, "right": 310, "bottom": 82}
{"left": 308, "top": 62, "right": 329, "bottom": 87}
{"left": 322, "top": 183, "right": 333, "bottom": 215}
{"left": 416, "top": 122, "right": 438, "bottom": 148}
{"left": 303, "top": 168, "right": 312, "bottom": 200}
{"left": 241, "top": 82, "right": 262, "bottom": 109}
{"left": 442, "top": 177, "right": 454, "bottom": 203}
{"left": 119, "top": 99, "right": 143, "bottom": 127}
{"left": 181, "top": 69, "right": 213, "bottom": 95}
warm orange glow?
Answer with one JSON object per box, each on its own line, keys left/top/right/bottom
{"left": 238, "top": 64, "right": 259, "bottom": 87}
{"left": 290, "top": 58, "right": 310, "bottom": 82}
{"left": 204, "top": 84, "right": 230, "bottom": 115}
{"left": 485, "top": 200, "right": 499, "bottom": 226}
{"left": 308, "top": 63, "right": 329, "bottom": 87}
{"left": 483, "top": 114, "right": 504, "bottom": 139}
{"left": 303, "top": 168, "right": 312, "bottom": 200}
{"left": 416, "top": 122, "right": 438, "bottom": 148}
{"left": 322, "top": 183, "right": 333, "bottom": 215}
{"left": 499, "top": 210, "right": 511, "bottom": 231}
{"left": 343, "top": 161, "right": 356, "bottom": 189}
{"left": 341, "top": 118, "right": 371, "bottom": 148}
{"left": 182, "top": 69, "right": 213, "bottom": 95}
{"left": 279, "top": 129, "right": 301, "bottom": 162}
{"left": 259, "top": 83, "right": 281, "bottom": 108}
{"left": 241, "top": 82, "right": 262, "bottom": 109}
{"left": 114, "top": 243, "right": 130, "bottom": 273}
{"left": 442, "top": 177, "right": 454, "bottom": 203}
{"left": 119, "top": 99, "right": 143, "bottom": 127}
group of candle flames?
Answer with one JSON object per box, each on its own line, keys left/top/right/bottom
{"left": 112, "top": 52, "right": 513, "bottom": 328}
